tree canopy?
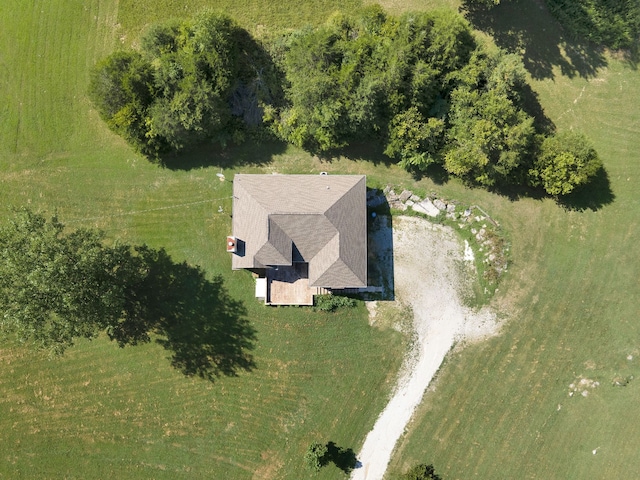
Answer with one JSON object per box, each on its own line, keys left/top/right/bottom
{"left": 0, "top": 208, "right": 149, "bottom": 354}
{"left": 443, "top": 49, "right": 535, "bottom": 186}
{"left": 0, "top": 209, "right": 256, "bottom": 379}
{"left": 401, "top": 463, "right": 443, "bottom": 480}
{"left": 89, "top": 6, "right": 603, "bottom": 198}
{"left": 267, "top": 6, "right": 475, "bottom": 153}
{"left": 268, "top": 6, "right": 601, "bottom": 195}
{"left": 529, "top": 131, "right": 603, "bottom": 196}
{"left": 89, "top": 11, "right": 273, "bottom": 159}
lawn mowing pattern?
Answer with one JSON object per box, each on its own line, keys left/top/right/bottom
{"left": 0, "top": 0, "right": 119, "bottom": 162}
{"left": 2, "top": 0, "right": 640, "bottom": 478}
{"left": 0, "top": 1, "right": 405, "bottom": 479}
{"left": 388, "top": 27, "right": 640, "bottom": 480}
{"left": 1, "top": 304, "right": 403, "bottom": 479}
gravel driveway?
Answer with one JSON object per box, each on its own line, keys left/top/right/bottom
{"left": 352, "top": 216, "right": 499, "bottom": 480}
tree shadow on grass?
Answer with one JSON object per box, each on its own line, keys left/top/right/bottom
{"left": 557, "top": 166, "right": 615, "bottom": 211}
{"left": 321, "top": 441, "right": 360, "bottom": 474}
{"left": 135, "top": 246, "right": 256, "bottom": 381}
{"left": 308, "top": 140, "right": 396, "bottom": 168}
{"left": 158, "top": 139, "right": 286, "bottom": 171}
{"left": 486, "top": 166, "right": 614, "bottom": 211}
{"left": 461, "top": 0, "right": 607, "bottom": 80}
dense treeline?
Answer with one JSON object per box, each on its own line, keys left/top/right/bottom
{"left": 266, "top": 8, "right": 475, "bottom": 154}
{"left": 89, "top": 6, "right": 602, "bottom": 196}
{"left": 268, "top": 5, "right": 601, "bottom": 193}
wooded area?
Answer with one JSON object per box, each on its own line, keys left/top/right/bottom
{"left": 89, "top": 6, "right": 604, "bottom": 196}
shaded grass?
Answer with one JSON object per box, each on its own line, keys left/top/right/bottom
{"left": 462, "top": 0, "right": 608, "bottom": 80}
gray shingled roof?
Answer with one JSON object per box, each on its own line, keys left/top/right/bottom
{"left": 231, "top": 174, "right": 367, "bottom": 288}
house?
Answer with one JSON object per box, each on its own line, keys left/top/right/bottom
{"left": 229, "top": 174, "right": 367, "bottom": 305}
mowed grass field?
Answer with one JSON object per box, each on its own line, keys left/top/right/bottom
{"left": 1, "top": 0, "right": 640, "bottom": 479}
{"left": 386, "top": 1, "right": 640, "bottom": 478}
{"left": 0, "top": 1, "right": 406, "bottom": 479}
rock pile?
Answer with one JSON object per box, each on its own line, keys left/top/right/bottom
{"left": 375, "top": 185, "right": 509, "bottom": 288}
{"left": 568, "top": 377, "right": 600, "bottom": 397}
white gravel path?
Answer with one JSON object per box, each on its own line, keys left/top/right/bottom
{"left": 352, "top": 216, "right": 499, "bottom": 480}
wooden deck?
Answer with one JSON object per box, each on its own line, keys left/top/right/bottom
{"left": 265, "top": 264, "right": 327, "bottom": 305}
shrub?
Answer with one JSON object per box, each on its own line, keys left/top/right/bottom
{"left": 529, "top": 131, "right": 602, "bottom": 196}
{"left": 314, "top": 294, "right": 357, "bottom": 312}
{"left": 304, "top": 442, "right": 328, "bottom": 472}
{"left": 401, "top": 463, "right": 442, "bottom": 480}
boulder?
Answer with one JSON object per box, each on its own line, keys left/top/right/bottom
{"left": 412, "top": 199, "right": 440, "bottom": 217}
{"left": 399, "top": 190, "right": 413, "bottom": 202}
{"left": 433, "top": 199, "right": 447, "bottom": 211}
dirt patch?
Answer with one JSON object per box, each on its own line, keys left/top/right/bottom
{"left": 252, "top": 451, "right": 283, "bottom": 480}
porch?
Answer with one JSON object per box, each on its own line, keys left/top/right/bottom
{"left": 256, "top": 264, "right": 329, "bottom": 305}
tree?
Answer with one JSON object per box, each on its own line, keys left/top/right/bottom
{"left": 444, "top": 49, "right": 535, "bottom": 186}
{"left": 88, "top": 50, "right": 159, "bottom": 155}
{"left": 529, "top": 131, "right": 602, "bottom": 196}
{"left": 402, "top": 463, "right": 442, "bottom": 480}
{"left": 269, "top": 7, "right": 475, "bottom": 153}
{"left": 0, "top": 208, "right": 149, "bottom": 355}
{"left": 385, "top": 107, "right": 445, "bottom": 171}
{"left": 0, "top": 209, "right": 256, "bottom": 378}
{"left": 0, "top": 209, "right": 257, "bottom": 379}
{"left": 304, "top": 442, "right": 328, "bottom": 472}
{"left": 90, "top": 12, "right": 261, "bottom": 159}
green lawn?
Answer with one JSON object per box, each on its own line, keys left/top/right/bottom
{"left": 2, "top": 0, "right": 640, "bottom": 479}
{"left": 387, "top": 1, "right": 640, "bottom": 478}
{"left": 117, "top": 0, "right": 364, "bottom": 42}
{"left": 0, "top": 1, "right": 406, "bottom": 479}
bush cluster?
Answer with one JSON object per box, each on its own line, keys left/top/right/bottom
{"left": 267, "top": 6, "right": 601, "bottom": 195}
{"left": 314, "top": 294, "right": 357, "bottom": 312}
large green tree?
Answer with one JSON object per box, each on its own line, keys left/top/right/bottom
{"left": 0, "top": 209, "right": 150, "bottom": 355}
{"left": 0, "top": 209, "right": 256, "bottom": 380}
{"left": 444, "top": 49, "right": 535, "bottom": 186}
{"left": 90, "top": 11, "right": 264, "bottom": 158}
{"left": 529, "top": 131, "right": 602, "bottom": 195}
